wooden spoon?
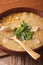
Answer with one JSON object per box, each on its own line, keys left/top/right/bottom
{"left": 11, "top": 36, "right": 40, "bottom": 60}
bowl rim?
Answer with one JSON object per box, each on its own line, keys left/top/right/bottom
{"left": 0, "top": 7, "right": 43, "bottom": 19}
{"left": 0, "top": 7, "right": 43, "bottom": 53}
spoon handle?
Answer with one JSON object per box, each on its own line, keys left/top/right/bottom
{"left": 11, "top": 36, "right": 40, "bottom": 60}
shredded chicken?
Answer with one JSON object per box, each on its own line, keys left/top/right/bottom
{"left": 31, "top": 26, "right": 39, "bottom": 32}
{"left": 34, "top": 38, "right": 40, "bottom": 44}
{"left": 0, "top": 26, "right": 7, "bottom": 31}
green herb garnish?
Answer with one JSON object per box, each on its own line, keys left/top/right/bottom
{"left": 13, "top": 21, "right": 34, "bottom": 40}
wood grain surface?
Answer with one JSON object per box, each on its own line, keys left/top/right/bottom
{"left": 0, "top": 0, "right": 43, "bottom": 65}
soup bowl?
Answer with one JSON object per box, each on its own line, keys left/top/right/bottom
{"left": 0, "top": 7, "right": 43, "bottom": 53}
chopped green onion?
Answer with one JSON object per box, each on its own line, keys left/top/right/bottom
{"left": 13, "top": 21, "right": 34, "bottom": 40}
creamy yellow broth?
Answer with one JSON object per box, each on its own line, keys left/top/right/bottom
{"left": 0, "top": 12, "right": 43, "bottom": 51}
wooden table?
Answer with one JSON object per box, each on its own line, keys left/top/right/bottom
{"left": 0, "top": 0, "right": 43, "bottom": 65}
